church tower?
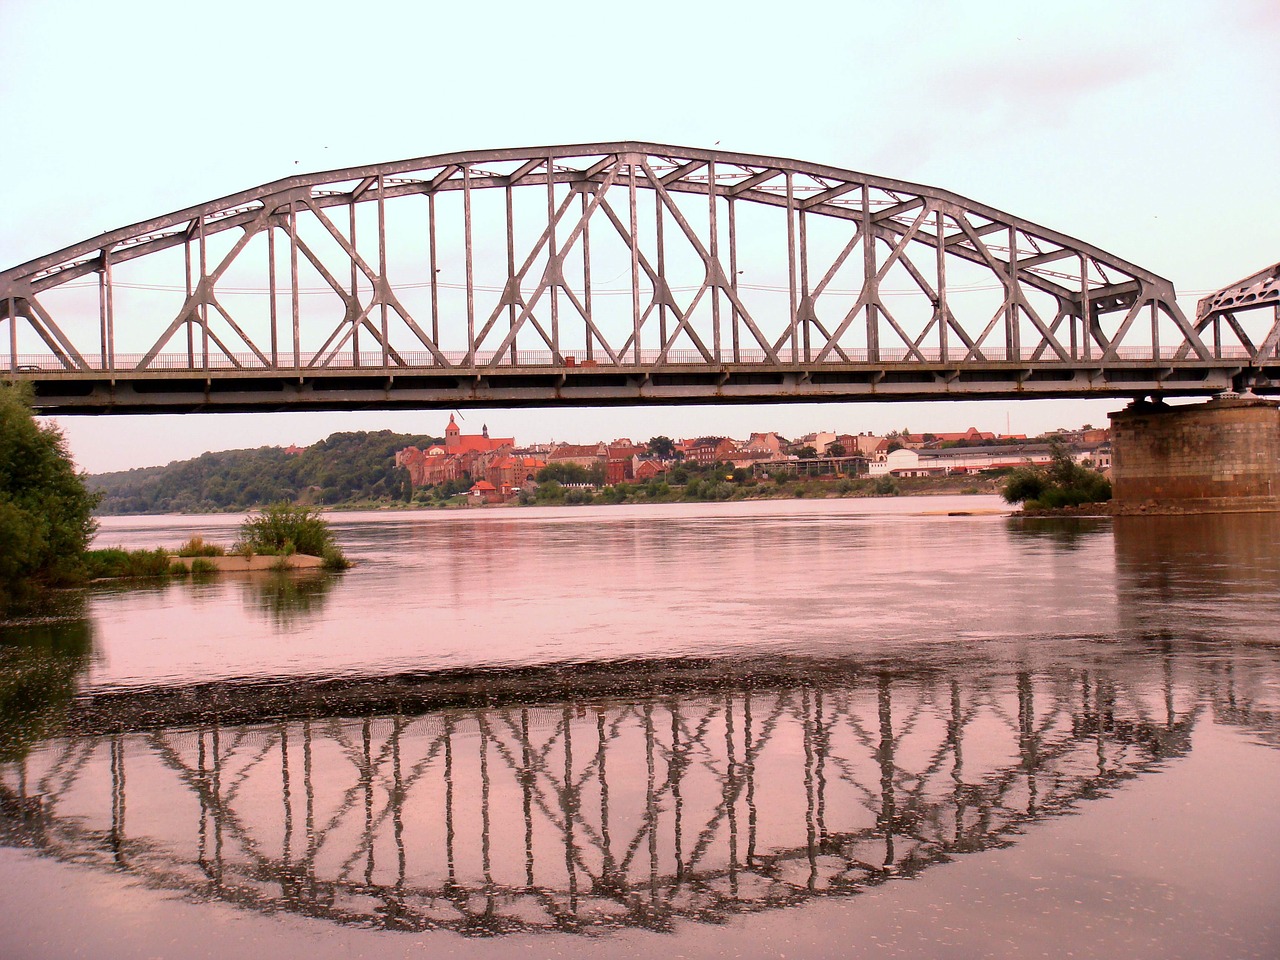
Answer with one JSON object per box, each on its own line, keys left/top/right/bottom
{"left": 445, "top": 413, "right": 461, "bottom": 451}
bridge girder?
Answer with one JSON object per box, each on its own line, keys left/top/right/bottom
{"left": 0, "top": 143, "right": 1273, "bottom": 411}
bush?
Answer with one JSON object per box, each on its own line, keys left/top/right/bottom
{"left": 83, "top": 547, "right": 175, "bottom": 580}
{"left": 872, "top": 475, "right": 901, "bottom": 496}
{"left": 176, "top": 535, "right": 225, "bottom": 557}
{"left": 321, "top": 545, "right": 352, "bottom": 571}
{"left": 235, "top": 502, "right": 348, "bottom": 566}
{"left": 189, "top": 557, "right": 218, "bottom": 576}
{"left": 1002, "top": 444, "right": 1111, "bottom": 508}
{"left": 535, "top": 480, "right": 565, "bottom": 502}
{"left": 1002, "top": 468, "right": 1047, "bottom": 505}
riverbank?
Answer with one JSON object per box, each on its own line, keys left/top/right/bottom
{"left": 92, "top": 473, "right": 1007, "bottom": 517}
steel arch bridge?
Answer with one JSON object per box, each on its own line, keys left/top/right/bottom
{"left": 1, "top": 142, "right": 1275, "bottom": 413}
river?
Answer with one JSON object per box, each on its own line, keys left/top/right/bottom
{"left": 1, "top": 496, "right": 1278, "bottom": 959}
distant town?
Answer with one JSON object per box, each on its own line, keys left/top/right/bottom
{"left": 396, "top": 414, "right": 1112, "bottom": 506}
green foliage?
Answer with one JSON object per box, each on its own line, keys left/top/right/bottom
{"left": 645, "top": 479, "right": 672, "bottom": 500}
{"left": 1001, "top": 444, "right": 1112, "bottom": 508}
{"left": 594, "top": 484, "right": 626, "bottom": 504}
{"left": 0, "top": 383, "right": 100, "bottom": 602}
{"left": 320, "top": 545, "right": 352, "bottom": 571}
{"left": 795, "top": 446, "right": 818, "bottom": 459}
{"left": 87, "top": 430, "right": 442, "bottom": 514}
{"left": 536, "top": 461, "right": 605, "bottom": 486}
{"left": 827, "top": 443, "right": 847, "bottom": 458}
{"left": 189, "top": 557, "right": 218, "bottom": 575}
{"left": 535, "top": 480, "right": 565, "bottom": 502}
{"left": 872, "top": 475, "right": 901, "bottom": 496}
{"left": 1001, "top": 468, "right": 1047, "bottom": 505}
{"left": 646, "top": 436, "right": 677, "bottom": 459}
{"left": 537, "top": 462, "right": 590, "bottom": 485}
{"left": 176, "top": 535, "right": 225, "bottom": 557}
{"left": 83, "top": 547, "right": 174, "bottom": 580}
{"left": 235, "top": 503, "right": 346, "bottom": 565}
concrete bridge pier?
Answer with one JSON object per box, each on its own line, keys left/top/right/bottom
{"left": 1110, "top": 395, "right": 1280, "bottom": 514}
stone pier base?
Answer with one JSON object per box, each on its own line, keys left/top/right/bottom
{"left": 1110, "top": 396, "right": 1280, "bottom": 515}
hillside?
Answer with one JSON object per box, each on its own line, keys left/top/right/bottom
{"left": 88, "top": 430, "right": 440, "bottom": 514}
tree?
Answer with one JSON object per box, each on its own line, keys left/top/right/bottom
{"left": 0, "top": 383, "right": 99, "bottom": 601}
{"left": 646, "top": 435, "right": 677, "bottom": 459}
{"left": 1001, "top": 442, "right": 1111, "bottom": 508}
{"left": 796, "top": 446, "right": 818, "bottom": 460}
{"left": 538, "top": 462, "right": 592, "bottom": 485}
{"left": 827, "top": 443, "right": 847, "bottom": 458}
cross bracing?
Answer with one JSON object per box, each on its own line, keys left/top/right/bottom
{"left": 1, "top": 143, "right": 1274, "bottom": 412}
{"left": 3, "top": 654, "right": 1253, "bottom": 937}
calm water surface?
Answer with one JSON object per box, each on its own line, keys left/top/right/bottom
{"left": 1, "top": 497, "right": 1278, "bottom": 959}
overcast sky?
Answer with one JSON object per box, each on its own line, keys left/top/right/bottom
{"left": 2, "top": 0, "right": 1276, "bottom": 473}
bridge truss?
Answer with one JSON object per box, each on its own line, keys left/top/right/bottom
{"left": 1, "top": 143, "right": 1275, "bottom": 412}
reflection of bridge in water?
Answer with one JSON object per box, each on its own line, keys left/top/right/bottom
{"left": 5, "top": 647, "right": 1273, "bottom": 937}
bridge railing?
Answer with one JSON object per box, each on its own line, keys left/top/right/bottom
{"left": 4, "top": 344, "right": 1264, "bottom": 375}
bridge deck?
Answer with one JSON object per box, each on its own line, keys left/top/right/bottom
{"left": 11, "top": 348, "right": 1268, "bottom": 413}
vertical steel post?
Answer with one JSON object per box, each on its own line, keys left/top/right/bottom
{"left": 656, "top": 185, "right": 667, "bottom": 349}
{"left": 198, "top": 217, "right": 209, "bottom": 371}
{"left": 184, "top": 233, "right": 195, "bottom": 367}
{"left": 729, "top": 197, "right": 741, "bottom": 363}
{"left": 1007, "top": 225, "right": 1020, "bottom": 361}
{"left": 1080, "top": 256, "right": 1092, "bottom": 362}
{"left": 709, "top": 160, "right": 722, "bottom": 362}
{"left": 786, "top": 172, "right": 798, "bottom": 364}
{"left": 290, "top": 202, "right": 301, "bottom": 370}
{"left": 429, "top": 192, "right": 440, "bottom": 352}
{"left": 349, "top": 200, "right": 360, "bottom": 367}
{"left": 582, "top": 189, "right": 594, "bottom": 363}
{"left": 378, "top": 175, "right": 389, "bottom": 369}
{"left": 505, "top": 185, "right": 517, "bottom": 364}
{"left": 936, "top": 210, "right": 948, "bottom": 363}
{"left": 629, "top": 163, "right": 641, "bottom": 364}
{"left": 547, "top": 155, "right": 560, "bottom": 362}
{"left": 268, "top": 228, "right": 279, "bottom": 367}
{"left": 463, "top": 166, "right": 475, "bottom": 366}
{"left": 799, "top": 209, "right": 811, "bottom": 362}
{"left": 98, "top": 261, "right": 108, "bottom": 369}
{"left": 863, "top": 187, "right": 879, "bottom": 362}
{"left": 7, "top": 297, "right": 15, "bottom": 371}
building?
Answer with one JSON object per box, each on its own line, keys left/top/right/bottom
{"left": 396, "top": 415, "right": 516, "bottom": 490}
{"left": 546, "top": 442, "right": 608, "bottom": 470}
{"left": 684, "top": 437, "right": 739, "bottom": 464}
{"left": 468, "top": 480, "right": 503, "bottom": 504}
{"left": 868, "top": 443, "right": 1101, "bottom": 477}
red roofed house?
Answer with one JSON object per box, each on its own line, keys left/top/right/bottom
{"left": 468, "top": 480, "right": 503, "bottom": 504}
{"left": 633, "top": 458, "right": 670, "bottom": 482}
{"left": 605, "top": 441, "right": 645, "bottom": 485}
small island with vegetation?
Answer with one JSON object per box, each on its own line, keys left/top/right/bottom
{"left": 1000, "top": 443, "right": 1112, "bottom": 514}
{"left": 86, "top": 504, "right": 352, "bottom": 581}
{"left": 1, "top": 382, "right": 349, "bottom": 613}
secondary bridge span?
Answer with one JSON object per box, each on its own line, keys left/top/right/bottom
{"left": 1, "top": 143, "right": 1275, "bottom": 413}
